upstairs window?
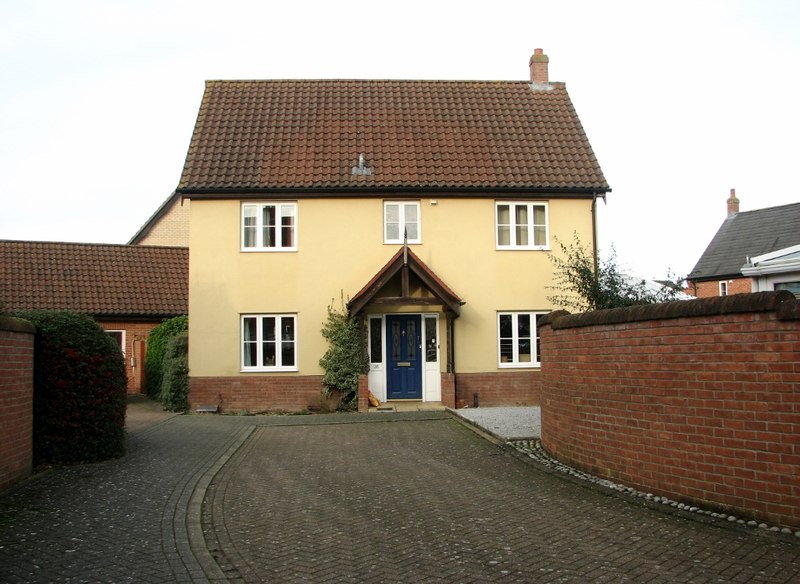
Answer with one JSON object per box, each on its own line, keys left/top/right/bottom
{"left": 719, "top": 281, "right": 728, "bottom": 296}
{"left": 496, "top": 202, "right": 549, "bottom": 249}
{"left": 242, "top": 202, "right": 297, "bottom": 251}
{"left": 384, "top": 201, "right": 421, "bottom": 244}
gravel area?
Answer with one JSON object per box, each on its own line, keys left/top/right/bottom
{"left": 450, "top": 406, "right": 540, "bottom": 440}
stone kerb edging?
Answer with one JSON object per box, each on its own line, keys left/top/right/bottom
{"left": 538, "top": 290, "right": 798, "bottom": 330}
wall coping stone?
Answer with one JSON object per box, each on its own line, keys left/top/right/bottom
{"left": 539, "top": 291, "right": 798, "bottom": 330}
{"left": 0, "top": 315, "right": 36, "bottom": 334}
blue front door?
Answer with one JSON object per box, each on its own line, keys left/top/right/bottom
{"left": 386, "top": 315, "right": 422, "bottom": 399}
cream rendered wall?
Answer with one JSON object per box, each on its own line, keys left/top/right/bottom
{"left": 188, "top": 196, "right": 594, "bottom": 377}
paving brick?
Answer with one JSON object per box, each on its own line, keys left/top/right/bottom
{"left": 1, "top": 408, "right": 799, "bottom": 583}
{"left": 205, "top": 418, "right": 800, "bottom": 583}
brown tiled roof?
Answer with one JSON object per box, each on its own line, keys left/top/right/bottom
{"left": 178, "top": 79, "right": 609, "bottom": 195}
{"left": 0, "top": 240, "right": 188, "bottom": 318}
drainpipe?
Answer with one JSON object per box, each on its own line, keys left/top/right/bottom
{"left": 591, "top": 192, "right": 606, "bottom": 276}
{"left": 448, "top": 314, "right": 457, "bottom": 406}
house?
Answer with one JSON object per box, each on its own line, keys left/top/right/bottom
{"left": 688, "top": 190, "right": 800, "bottom": 298}
{"left": 129, "top": 191, "right": 191, "bottom": 247}
{"left": 0, "top": 240, "right": 189, "bottom": 393}
{"left": 177, "top": 50, "right": 610, "bottom": 412}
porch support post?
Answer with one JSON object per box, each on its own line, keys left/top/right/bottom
{"left": 446, "top": 312, "right": 456, "bottom": 374}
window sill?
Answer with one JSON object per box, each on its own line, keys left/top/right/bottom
{"left": 495, "top": 246, "right": 551, "bottom": 251}
{"left": 240, "top": 367, "right": 299, "bottom": 373}
{"left": 240, "top": 248, "right": 298, "bottom": 253}
{"left": 498, "top": 363, "right": 540, "bottom": 369}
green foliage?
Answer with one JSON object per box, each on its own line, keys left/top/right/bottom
{"left": 548, "top": 234, "right": 685, "bottom": 312}
{"left": 13, "top": 310, "right": 127, "bottom": 465}
{"left": 319, "top": 300, "right": 368, "bottom": 410}
{"left": 159, "top": 332, "right": 189, "bottom": 412}
{"left": 145, "top": 315, "right": 188, "bottom": 399}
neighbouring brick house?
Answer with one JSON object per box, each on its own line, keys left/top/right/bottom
{"left": 129, "top": 191, "right": 191, "bottom": 247}
{"left": 687, "top": 190, "right": 800, "bottom": 298}
{"left": 0, "top": 240, "right": 188, "bottom": 393}
{"left": 176, "top": 49, "right": 611, "bottom": 412}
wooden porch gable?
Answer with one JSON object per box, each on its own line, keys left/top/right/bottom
{"left": 348, "top": 247, "right": 464, "bottom": 317}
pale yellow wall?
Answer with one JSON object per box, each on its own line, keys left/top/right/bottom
{"left": 138, "top": 199, "right": 190, "bottom": 247}
{"left": 188, "top": 196, "right": 594, "bottom": 377}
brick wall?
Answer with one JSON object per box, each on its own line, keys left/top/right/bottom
{"left": 98, "top": 321, "right": 160, "bottom": 394}
{"left": 136, "top": 199, "right": 190, "bottom": 247}
{"left": 455, "top": 370, "right": 541, "bottom": 408}
{"left": 0, "top": 317, "right": 35, "bottom": 492}
{"left": 539, "top": 292, "right": 800, "bottom": 528}
{"left": 690, "top": 277, "right": 751, "bottom": 298}
{"left": 190, "top": 375, "right": 330, "bottom": 413}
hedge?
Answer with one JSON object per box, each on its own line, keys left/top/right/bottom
{"left": 159, "top": 332, "right": 189, "bottom": 412}
{"left": 145, "top": 315, "right": 188, "bottom": 398}
{"left": 14, "top": 310, "right": 127, "bottom": 465}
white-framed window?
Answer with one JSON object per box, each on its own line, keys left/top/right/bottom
{"left": 775, "top": 281, "right": 800, "bottom": 297}
{"left": 384, "top": 201, "right": 421, "bottom": 244}
{"left": 496, "top": 202, "right": 549, "bottom": 249}
{"left": 241, "top": 202, "right": 297, "bottom": 251}
{"left": 498, "top": 311, "right": 546, "bottom": 368}
{"left": 106, "top": 330, "right": 125, "bottom": 356}
{"left": 719, "top": 281, "right": 728, "bottom": 296}
{"left": 241, "top": 314, "right": 297, "bottom": 371}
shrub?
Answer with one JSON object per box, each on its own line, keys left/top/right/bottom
{"left": 145, "top": 315, "right": 188, "bottom": 399}
{"left": 159, "top": 332, "right": 189, "bottom": 412}
{"left": 319, "top": 300, "right": 368, "bottom": 410}
{"left": 548, "top": 234, "right": 685, "bottom": 312}
{"left": 14, "top": 310, "right": 127, "bottom": 465}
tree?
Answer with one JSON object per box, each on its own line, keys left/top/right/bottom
{"left": 319, "top": 298, "right": 368, "bottom": 410}
{"left": 547, "top": 234, "right": 685, "bottom": 312}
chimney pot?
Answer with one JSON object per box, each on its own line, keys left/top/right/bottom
{"left": 529, "top": 48, "right": 549, "bottom": 84}
{"left": 727, "top": 188, "right": 740, "bottom": 218}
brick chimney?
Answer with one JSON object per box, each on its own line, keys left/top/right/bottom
{"left": 529, "top": 48, "right": 549, "bottom": 84}
{"left": 727, "top": 188, "right": 739, "bottom": 218}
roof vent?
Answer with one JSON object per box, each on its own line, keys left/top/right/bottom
{"left": 351, "top": 153, "right": 372, "bottom": 176}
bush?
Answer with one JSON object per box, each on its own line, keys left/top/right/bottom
{"left": 319, "top": 301, "right": 368, "bottom": 410}
{"left": 548, "top": 234, "right": 685, "bottom": 312}
{"left": 159, "top": 332, "right": 189, "bottom": 412}
{"left": 145, "top": 315, "right": 188, "bottom": 399}
{"left": 14, "top": 310, "right": 127, "bottom": 465}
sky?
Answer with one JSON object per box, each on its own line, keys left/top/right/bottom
{"left": 1, "top": 0, "right": 799, "bottom": 280}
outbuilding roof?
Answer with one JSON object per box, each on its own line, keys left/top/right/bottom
{"left": 178, "top": 79, "right": 609, "bottom": 196}
{"left": 689, "top": 202, "right": 800, "bottom": 281}
{"left": 0, "top": 240, "right": 188, "bottom": 319}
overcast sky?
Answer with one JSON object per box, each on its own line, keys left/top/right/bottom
{"left": 1, "top": 0, "right": 798, "bottom": 279}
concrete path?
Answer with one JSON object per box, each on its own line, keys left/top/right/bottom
{"left": 0, "top": 399, "right": 798, "bottom": 582}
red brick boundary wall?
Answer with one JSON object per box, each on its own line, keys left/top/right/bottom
{"left": 539, "top": 291, "right": 800, "bottom": 528}
{"left": 0, "top": 316, "right": 35, "bottom": 492}
{"left": 455, "top": 371, "right": 541, "bottom": 408}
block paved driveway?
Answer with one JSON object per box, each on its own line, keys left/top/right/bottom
{"left": 1, "top": 411, "right": 799, "bottom": 583}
